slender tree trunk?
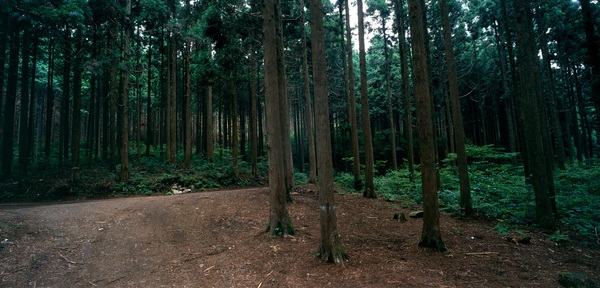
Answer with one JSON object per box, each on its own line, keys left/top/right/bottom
{"left": 120, "top": 1, "right": 132, "bottom": 182}
{"left": 439, "top": 0, "right": 472, "bottom": 215}
{"left": 580, "top": 0, "right": 600, "bottom": 110}
{"left": 59, "top": 28, "right": 71, "bottom": 168}
{"left": 250, "top": 44, "right": 258, "bottom": 176}
{"left": 394, "top": 0, "right": 415, "bottom": 181}
{"left": 184, "top": 39, "right": 192, "bottom": 169}
{"left": 408, "top": 0, "right": 446, "bottom": 251}
{"left": 0, "top": 13, "right": 7, "bottom": 131}
{"left": 44, "top": 37, "right": 55, "bottom": 160}
{"left": 71, "top": 32, "right": 84, "bottom": 183}
{"left": 357, "top": 0, "right": 376, "bottom": 198}
{"left": 310, "top": 0, "right": 346, "bottom": 265}
{"left": 381, "top": 18, "right": 398, "bottom": 171}
{"left": 344, "top": 0, "right": 362, "bottom": 189}
{"left": 18, "top": 27, "right": 31, "bottom": 180}
{"left": 300, "top": 0, "right": 317, "bottom": 183}
{"left": 232, "top": 78, "right": 240, "bottom": 179}
{"left": 264, "top": 0, "right": 294, "bottom": 237}
{"left": 513, "top": 0, "right": 555, "bottom": 229}
{"left": 2, "top": 27, "right": 20, "bottom": 178}
{"left": 109, "top": 24, "right": 118, "bottom": 170}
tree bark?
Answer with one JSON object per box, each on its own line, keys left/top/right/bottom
{"left": 120, "top": 0, "right": 132, "bottom": 182}
{"left": 408, "top": 0, "right": 446, "bottom": 251}
{"left": 357, "top": 0, "right": 376, "bottom": 198}
{"left": 579, "top": 0, "right": 600, "bottom": 111}
{"left": 71, "top": 32, "right": 84, "bottom": 183}
{"left": 18, "top": 27, "right": 31, "bottom": 180}
{"left": 300, "top": 0, "right": 317, "bottom": 184}
{"left": 185, "top": 39, "right": 192, "bottom": 169}
{"left": 394, "top": 0, "right": 415, "bottom": 182}
{"left": 439, "top": 0, "right": 472, "bottom": 215}
{"left": 263, "top": 0, "right": 294, "bottom": 237}
{"left": 1, "top": 27, "right": 20, "bottom": 178}
{"left": 345, "top": 0, "right": 362, "bottom": 190}
{"left": 512, "top": 0, "right": 555, "bottom": 229}
{"left": 310, "top": 0, "right": 346, "bottom": 265}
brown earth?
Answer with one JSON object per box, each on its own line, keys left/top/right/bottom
{"left": 0, "top": 185, "right": 598, "bottom": 287}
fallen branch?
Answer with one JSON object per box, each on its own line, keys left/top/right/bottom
{"left": 466, "top": 252, "right": 499, "bottom": 256}
{"left": 58, "top": 253, "right": 78, "bottom": 264}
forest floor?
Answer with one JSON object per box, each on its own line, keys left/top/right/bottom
{"left": 0, "top": 185, "right": 598, "bottom": 288}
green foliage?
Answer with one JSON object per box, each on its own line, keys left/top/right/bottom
{"left": 360, "top": 146, "right": 600, "bottom": 245}
{"left": 294, "top": 172, "right": 308, "bottom": 185}
{"left": 547, "top": 230, "right": 571, "bottom": 243}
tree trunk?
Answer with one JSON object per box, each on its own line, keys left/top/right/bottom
{"left": 345, "top": 0, "right": 362, "bottom": 190}
{"left": 394, "top": 0, "right": 415, "bottom": 181}
{"left": 71, "top": 32, "right": 84, "bottom": 183}
{"left": 274, "top": 1, "right": 294, "bottom": 194}
{"left": 250, "top": 43, "right": 259, "bottom": 176}
{"left": 300, "top": 0, "right": 317, "bottom": 184}
{"left": 185, "top": 39, "right": 192, "bottom": 169}
{"left": 382, "top": 18, "right": 398, "bottom": 171}
{"left": 310, "top": 0, "right": 346, "bottom": 265}
{"left": 580, "top": 0, "right": 600, "bottom": 111}
{"left": 59, "top": 28, "right": 71, "bottom": 168}
{"left": 120, "top": 1, "right": 132, "bottom": 182}
{"left": 109, "top": 24, "right": 118, "bottom": 171}
{"left": 263, "top": 0, "right": 294, "bottom": 237}
{"left": 1, "top": 27, "right": 20, "bottom": 178}
{"left": 231, "top": 78, "right": 239, "bottom": 179}
{"left": 357, "top": 0, "right": 376, "bottom": 198}
{"left": 439, "top": 0, "right": 472, "bottom": 215}
{"left": 18, "top": 27, "right": 31, "bottom": 180}
{"left": 512, "top": 0, "right": 555, "bottom": 229}
{"left": 44, "top": 37, "right": 55, "bottom": 160}
{"left": 408, "top": 0, "right": 446, "bottom": 251}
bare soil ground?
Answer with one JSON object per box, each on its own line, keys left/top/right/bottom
{"left": 0, "top": 185, "right": 598, "bottom": 287}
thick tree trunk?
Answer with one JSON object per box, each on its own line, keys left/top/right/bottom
{"left": 263, "top": 0, "right": 294, "bottom": 237}
{"left": 439, "top": 0, "right": 472, "bottom": 215}
{"left": 310, "top": 0, "right": 346, "bottom": 265}
{"left": 274, "top": 1, "right": 294, "bottom": 194}
{"left": 513, "top": 0, "right": 555, "bottom": 229}
{"left": 408, "top": 0, "right": 446, "bottom": 251}
{"left": 357, "top": 0, "right": 376, "bottom": 198}
{"left": 300, "top": 0, "right": 317, "bottom": 184}
{"left": 345, "top": 0, "right": 362, "bottom": 190}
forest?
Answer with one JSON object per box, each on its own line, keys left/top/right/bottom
{"left": 0, "top": 0, "right": 599, "bottom": 273}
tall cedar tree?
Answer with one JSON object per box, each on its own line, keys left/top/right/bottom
{"left": 310, "top": 0, "right": 347, "bottom": 265}
{"left": 357, "top": 0, "right": 376, "bottom": 198}
{"left": 393, "top": 0, "right": 415, "bottom": 181}
{"left": 407, "top": 0, "right": 446, "bottom": 251}
{"left": 263, "top": 0, "right": 294, "bottom": 237}
{"left": 512, "top": 0, "right": 555, "bottom": 228}
{"left": 299, "top": 0, "right": 317, "bottom": 184}
{"left": 580, "top": 0, "right": 600, "bottom": 111}
{"left": 438, "top": 0, "right": 472, "bottom": 215}
{"left": 2, "top": 24, "right": 20, "bottom": 178}
{"left": 120, "top": 0, "right": 132, "bottom": 182}
{"left": 344, "top": 0, "right": 362, "bottom": 190}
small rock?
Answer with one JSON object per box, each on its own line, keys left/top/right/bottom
{"left": 558, "top": 272, "right": 597, "bottom": 288}
{"left": 172, "top": 189, "right": 183, "bottom": 195}
{"left": 409, "top": 211, "right": 424, "bottom": 218}
{"left": 183, "top": 189, "right": 191, "bottom": 194}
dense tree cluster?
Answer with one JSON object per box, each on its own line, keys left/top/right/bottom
{"left": 0, "top": 0, "right": 598, "bottom": 257}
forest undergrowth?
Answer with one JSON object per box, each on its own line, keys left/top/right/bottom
{"left": 1, "top": 144, "right": 599, "bottom": 248}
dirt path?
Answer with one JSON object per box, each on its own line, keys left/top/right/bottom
{"left": 0, "top": 187, "right": 598, "bottom": 287}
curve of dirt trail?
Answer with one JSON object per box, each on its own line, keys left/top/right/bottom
{"left": 0, "top": 186, "right": 598, "bottom": 287}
